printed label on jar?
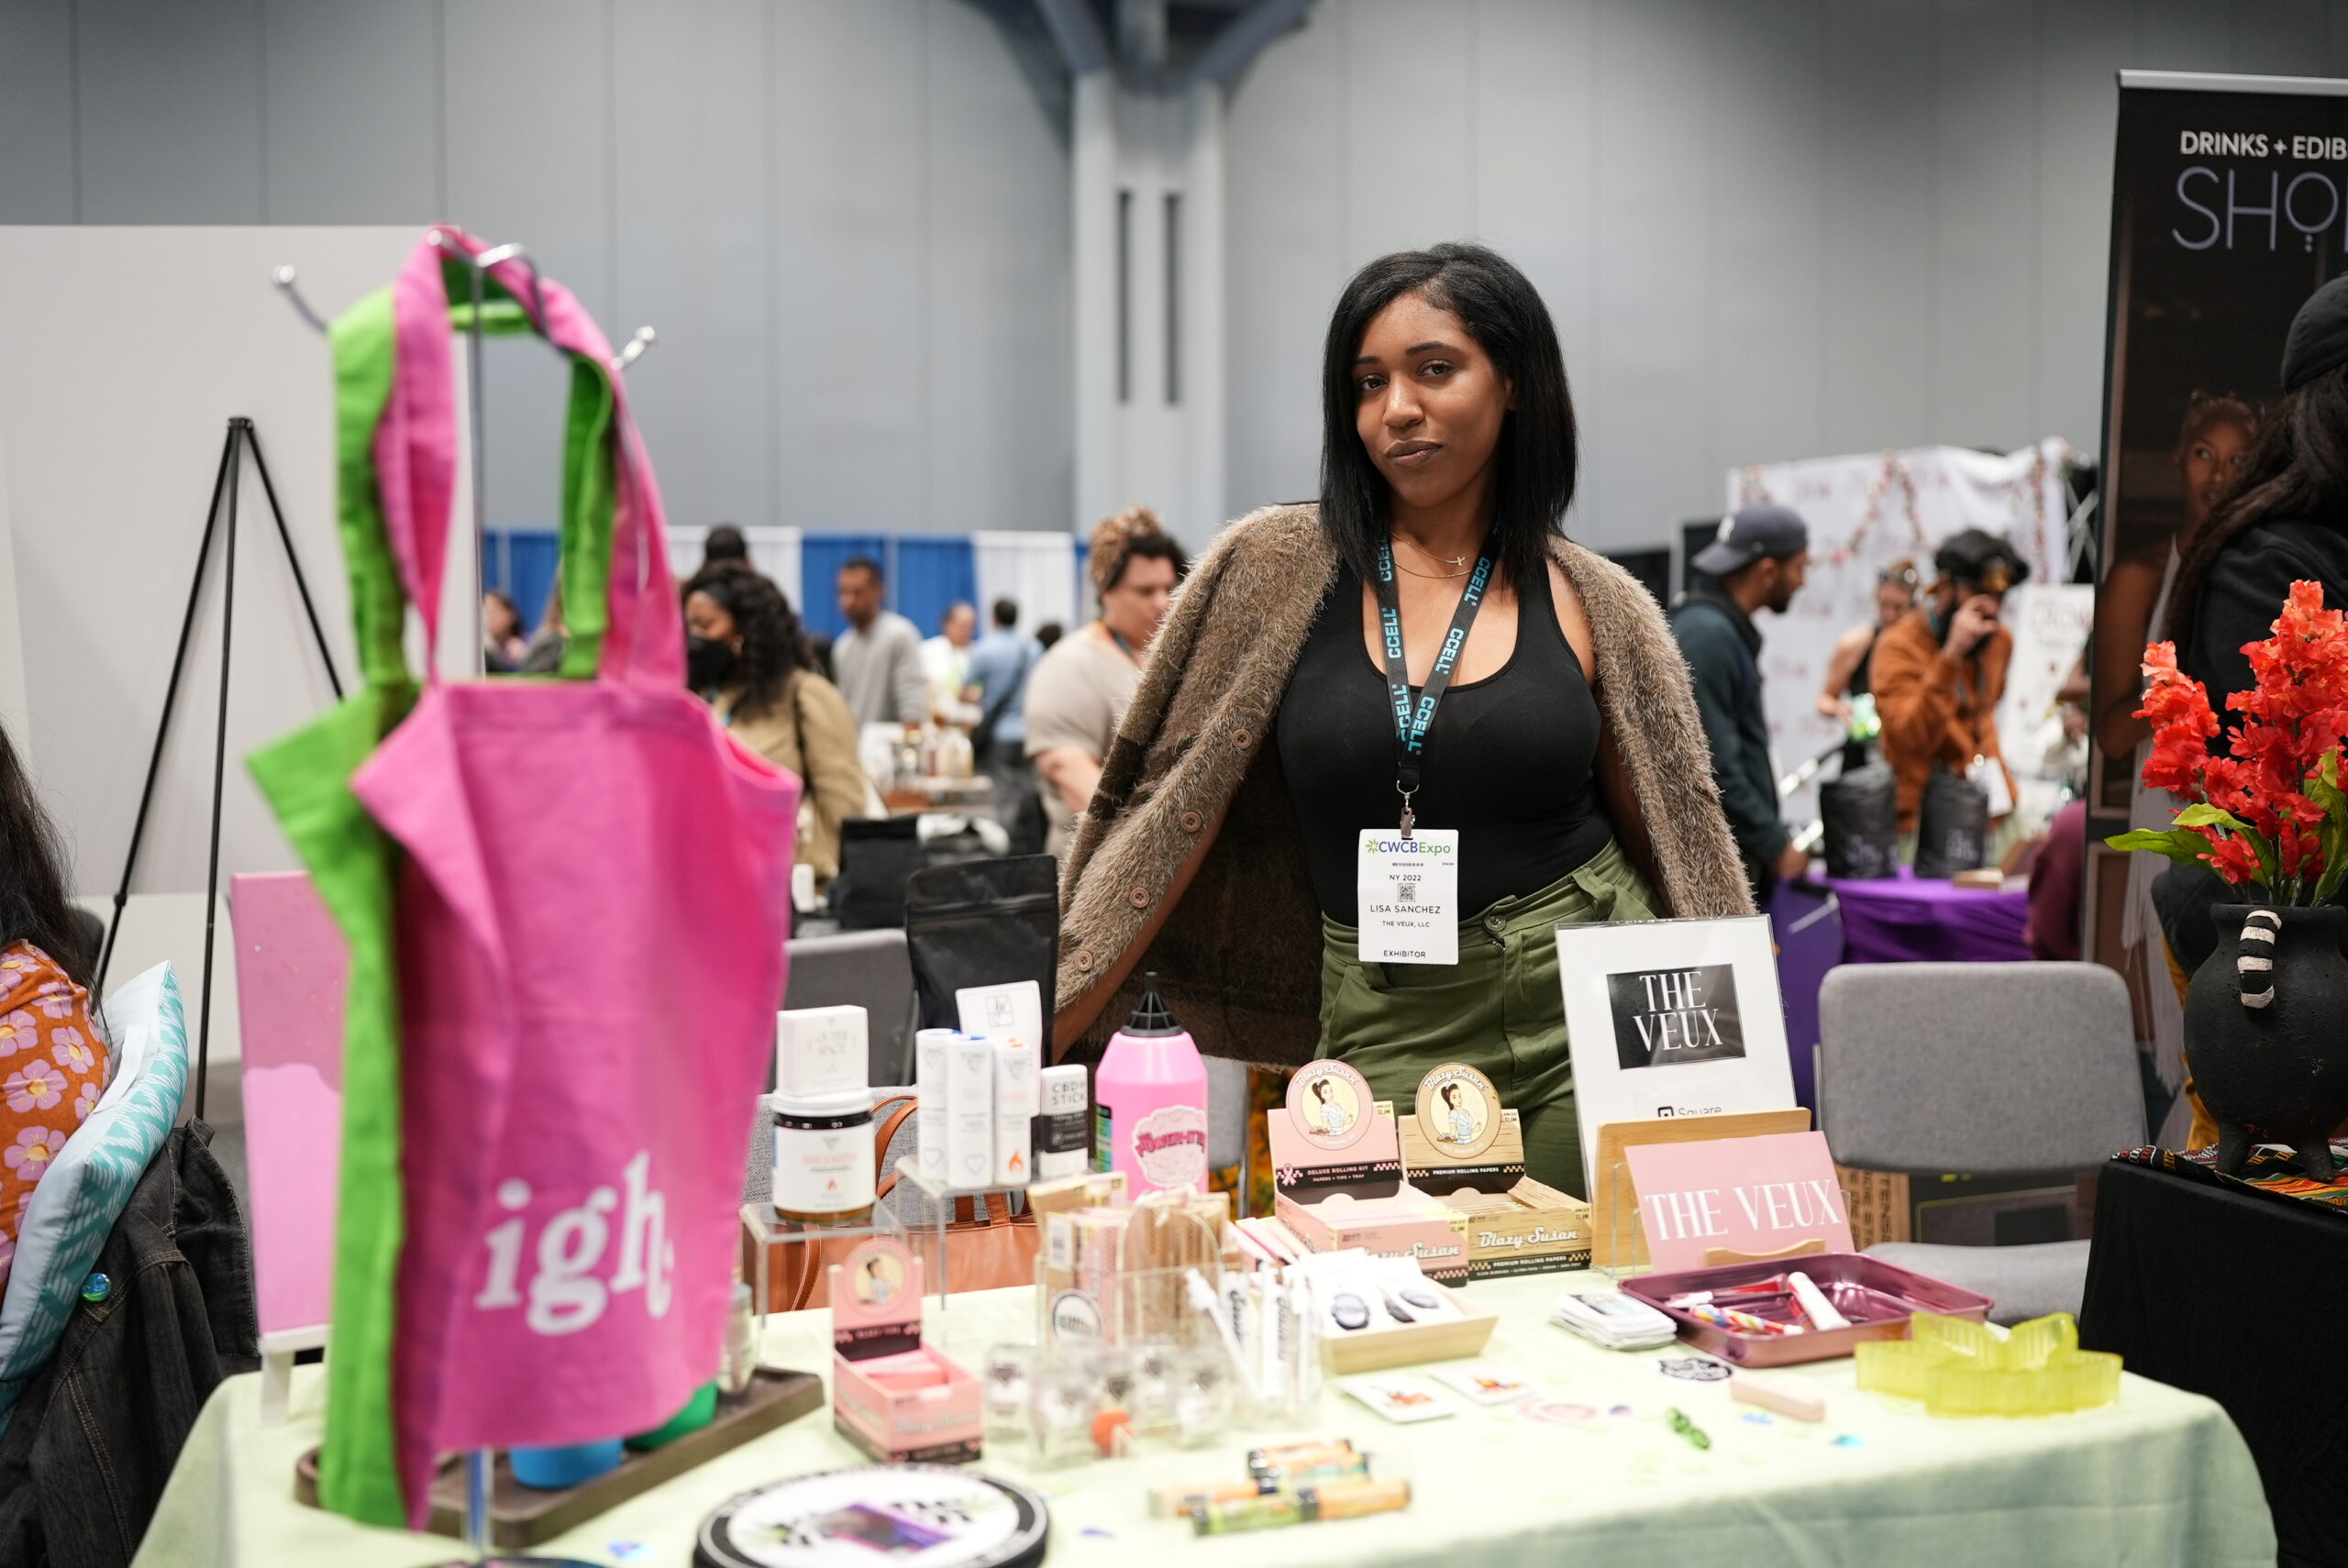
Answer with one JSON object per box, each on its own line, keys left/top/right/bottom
{"left": 772, "top": 1124, "right": 875, "bottom": 1215}
{"left": 1093, "top": 1107, "right": 1113, "bottom": 1173}
{"left": 1130, "top": 1104, "right": 1209, "bottom": 1189}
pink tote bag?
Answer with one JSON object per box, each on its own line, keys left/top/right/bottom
{"left": 349, "top": 229, "right": 798, "bottom": 1520}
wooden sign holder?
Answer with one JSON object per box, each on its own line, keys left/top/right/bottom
{"left": 1589, "top": 1107, "right": 1812, "bottom": 1273}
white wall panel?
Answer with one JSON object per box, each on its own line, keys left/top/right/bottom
{"left": 0, "top": 1, "right": 78, "bottom": 221}
{"left": 1933, "top": 0, "right": 2040, "bottom": 448}
{"left": 770, "top": 0, "right": 926, "bottom": 532}
{"left": 925, "top": 0, "right": 1071, "bottom": 535}
{"left": 614, "top": 0, "right": 775, "bottom": 536}
{"left": 77, "top": 0, "right": 264, "bottom": 222}
{"left": 262, "top": 0, "right": 438, "bottom": 223}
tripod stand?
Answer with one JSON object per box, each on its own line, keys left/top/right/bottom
{"left": 97, "top": 415, "right": 343, "bottom": 1121}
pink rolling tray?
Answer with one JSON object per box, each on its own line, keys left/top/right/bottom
{"left": 1623, "top": 1253, "right": 1993, "bottom": 1367}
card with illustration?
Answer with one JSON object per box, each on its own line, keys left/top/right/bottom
{"left": 1287, "top": 1060, "right": 1371, "bottom": 1152}
{"left": 1339, "top": 1372, "right": 1458, "bottom": 1423}
{"left": 1430, "top": 1362, "right": 1535, "bottom": 1406}
{"left": 1413, "top": 1063, "right": 1501, "bottom": 1161}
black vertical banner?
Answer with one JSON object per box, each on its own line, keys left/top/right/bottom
{"left": 2087, "top": 73, "right": 2348, "bottom": 1135}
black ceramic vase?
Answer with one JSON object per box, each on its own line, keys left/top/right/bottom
{"left": 2183, "top": 903, "right": 2348, "bottom": 1180}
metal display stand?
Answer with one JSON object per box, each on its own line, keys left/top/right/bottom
{"left": 277, "top": 238, "right": 656, "bottom": 1568}
{"left": 96, "top": 416, "right": 342, "bottom": 1122}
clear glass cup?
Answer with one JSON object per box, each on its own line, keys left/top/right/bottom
{"left": 1031, "top": 1358, "right": 1101, "bottom": 1469}
{"left": 719, "top": 1281, "right": 759, "bottom": 1396}
{"left": 1130, "top": 1339, "right": 1181, "bottom": 1433}
{"left": 1173, "top": 1345, "right": 1234, "bottom": 1448}
{"left": 982, "top": 1342, "right": 1036, "bottom": 1450}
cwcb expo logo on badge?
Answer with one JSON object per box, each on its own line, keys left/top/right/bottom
{"left": 1364, "top": 837, "right": 1456, "bottom": 856}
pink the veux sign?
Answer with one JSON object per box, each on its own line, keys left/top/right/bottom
{"left": 229, "top": 871, "right": 350, "bottom": 1338}
{"left": 1623, "top": 1131, "right": 1855, "bottom": 1273}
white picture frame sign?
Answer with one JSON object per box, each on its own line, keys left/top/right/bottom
{"left": 1556, "top": 914, "right": 1799, "bottom": 1200}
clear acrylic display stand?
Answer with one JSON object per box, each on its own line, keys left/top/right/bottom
{"left": 740, "top": 1158, "right": 1036, "bottom": 1354}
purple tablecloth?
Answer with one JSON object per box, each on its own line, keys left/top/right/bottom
{"left": 1828, "top": 867, "right": 2032, "bottom": 966}
{"left": 1769, "top": 879, "right": 1842, "bottom": 1110}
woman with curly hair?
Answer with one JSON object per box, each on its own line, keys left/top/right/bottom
{"left": 0, "top": 722, "right": 109, "bottom": 1287}
{"left": 1025, "top": 507, "right": 1190, "bottom": 858}
{"left": 683, "top": 562, "right": 869, "bottom": 890}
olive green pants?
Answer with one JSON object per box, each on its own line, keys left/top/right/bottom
{"left": 1315, "top": 837, "right": 1659, "bottom": 1199}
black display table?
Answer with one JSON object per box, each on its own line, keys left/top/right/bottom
{"left": 2080, "top": 1159, "right": 2348, "bottom": 1568}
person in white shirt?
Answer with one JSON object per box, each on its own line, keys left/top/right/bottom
{"left": 831, "top": 557, "right": 929, "bottom": 726}
{"left": 921, "top": 602, "right": 979, "bottom": 724}
{"left": 1024, "top": 508, "right": 1187, "bottom": 856}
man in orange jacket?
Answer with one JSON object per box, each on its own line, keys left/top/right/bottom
{"left": 1871, "top": 530, "right": 2028, "bottom": 832}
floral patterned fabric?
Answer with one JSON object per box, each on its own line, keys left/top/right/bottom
{"left": 0, "top": 944, "right": 108, "bottom": 1291}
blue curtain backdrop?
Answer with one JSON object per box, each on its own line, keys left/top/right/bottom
{"left": 485, "top": 529, "right": 562, "bottom": 635}
{"left": 892, "top": 536, "right": 979, "bottom": 643}
{"left": 489, "top": 527, "right": 983, "bottom": 645}
{"left": 798, "top": 534, "right": 891, "bottom": 639}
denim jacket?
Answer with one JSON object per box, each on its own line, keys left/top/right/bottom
{"left": 0, "top": 1124, "right": 259, "bottom": 1567}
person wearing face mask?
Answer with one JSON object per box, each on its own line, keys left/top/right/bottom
{"left": 683, "top": 562, "right": 868, "bottom": 891}
{"left": 1870, "top": 530, "right": 2030, "bottom": 834}
{"left": 1046, "top": 245, "right": 1747, "bottom": 1198}
{"left": 1024, "top": 507, "right": 1189, "bottom": 859}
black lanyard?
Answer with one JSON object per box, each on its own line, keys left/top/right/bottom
{"left": 1372, "top": 534, "right": 1497, "bottom": 835}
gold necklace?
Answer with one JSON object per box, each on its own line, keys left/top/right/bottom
{"left": 1391, "top": 532, "right": 1476, "bottom": 570}
{"left": 1390, "top": 559, "right": 1473, "bottom": 580}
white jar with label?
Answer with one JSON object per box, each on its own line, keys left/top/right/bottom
{"left": 770, "top": 1089, "right": 876, "bottom": 1225}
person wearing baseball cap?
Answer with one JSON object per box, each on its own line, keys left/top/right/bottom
{"left": 1870, "top": 528, "right": 2029, "bottom": 833}
{"left": 1672, "top": 503, "right": 1812, "bottom": 903}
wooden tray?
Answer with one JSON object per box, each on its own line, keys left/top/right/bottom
{"left": 1322, "top": 1286, "right": 1500, "bottom": 1375}
{"left": 294, "top": 1367, "right": 825, "bottom": 1549}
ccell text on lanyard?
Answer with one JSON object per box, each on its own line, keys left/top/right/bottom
{"left": 1355, "top": 532, "right": 1494, "bottom": 967}
{"left": 1377, "top": 534, "right": 1496, "bottom": 834}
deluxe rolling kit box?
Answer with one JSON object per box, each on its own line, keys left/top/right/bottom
{"left": 827, "top": 1238, "right": 982, "bottom": 1464}
{"left": 1270, "top": 1061, "right": 1469, "bottom": 1283}
{"left": 1399, "top": 1063, "right": 1591, "bottom": 1279}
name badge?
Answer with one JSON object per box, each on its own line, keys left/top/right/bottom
{"left": 1357, "top": 828, "right": 1460, "bottom": 966}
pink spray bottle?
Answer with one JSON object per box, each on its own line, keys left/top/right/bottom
{"left": 1093, "top": 973, "right": 1211, "bottom": 1195}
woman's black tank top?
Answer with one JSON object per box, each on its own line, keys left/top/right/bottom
{"left": 1275, "top": 561, "right": 1612, "bottom": 925}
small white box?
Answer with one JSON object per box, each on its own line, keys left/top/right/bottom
{"left": 776, "top": 1006, "right": 867, "bottom": 1099}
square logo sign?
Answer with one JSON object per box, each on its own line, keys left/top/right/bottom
{"left": 1606, "top": 963, "right": 1744, "bottom": 1071}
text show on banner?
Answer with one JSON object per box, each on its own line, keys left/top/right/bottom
{"left": 2087, "top": 73, "right": 2348, "bottom": 1141}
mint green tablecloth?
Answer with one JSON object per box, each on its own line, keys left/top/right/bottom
{"left": 132, "top": 1271, "right": 2275, "bottom": 1568}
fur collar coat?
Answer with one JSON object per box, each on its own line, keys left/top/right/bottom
{"left": 1055, "top": 502, "right": 1753, "bottom": 1067}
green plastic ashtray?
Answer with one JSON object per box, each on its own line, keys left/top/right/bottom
{"left": 625, "top": 1380, "right": 718, "bottom": 1451}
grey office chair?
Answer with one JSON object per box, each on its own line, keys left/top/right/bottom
{"left": 783, "top": 928, "right": 919, "bottom": 1087}
{"left": 1816, "top": 961, "right": 2143, "bottom": 1325}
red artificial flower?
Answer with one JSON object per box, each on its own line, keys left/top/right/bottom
{"left": 2126, "top": 587, "right": 2348, "bottom": 900}
{"left": 2196, "top": 826, "right": 2264, "bottom": 887}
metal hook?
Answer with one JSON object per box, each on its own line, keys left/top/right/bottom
{"left": 271, "top": 265, "right": 329, "bottom": 336}
{"left": 613, "top": 326, "right": 656, "bottom": 372}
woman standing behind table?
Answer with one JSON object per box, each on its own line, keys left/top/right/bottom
{"left": 1815, "top": 559, "right": 1920, "bottom": 723}
{"left": 683, "top": 562, "right": 869, "bottom": 894}
{"left": 0, "top": 724, "right": 110, "bottom": 1290}
{"left": 1049, "top": 243, "right": 1748, "bottom": 1198}
{"left": 2153, "top": 277, "right": 2348, "bottom": 1149}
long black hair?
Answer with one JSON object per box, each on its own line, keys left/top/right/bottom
{"left": 0, "top": 723, "right": 92, "bottom": 993}
{"left": 684, "top": 561, "right": 811, "bottom": 723}
{"left": 2163, "top": 365, "right": 2348, "bottom": 657}
{"left": 1319, "top": 243, "right": 1578, "bottom": 591}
